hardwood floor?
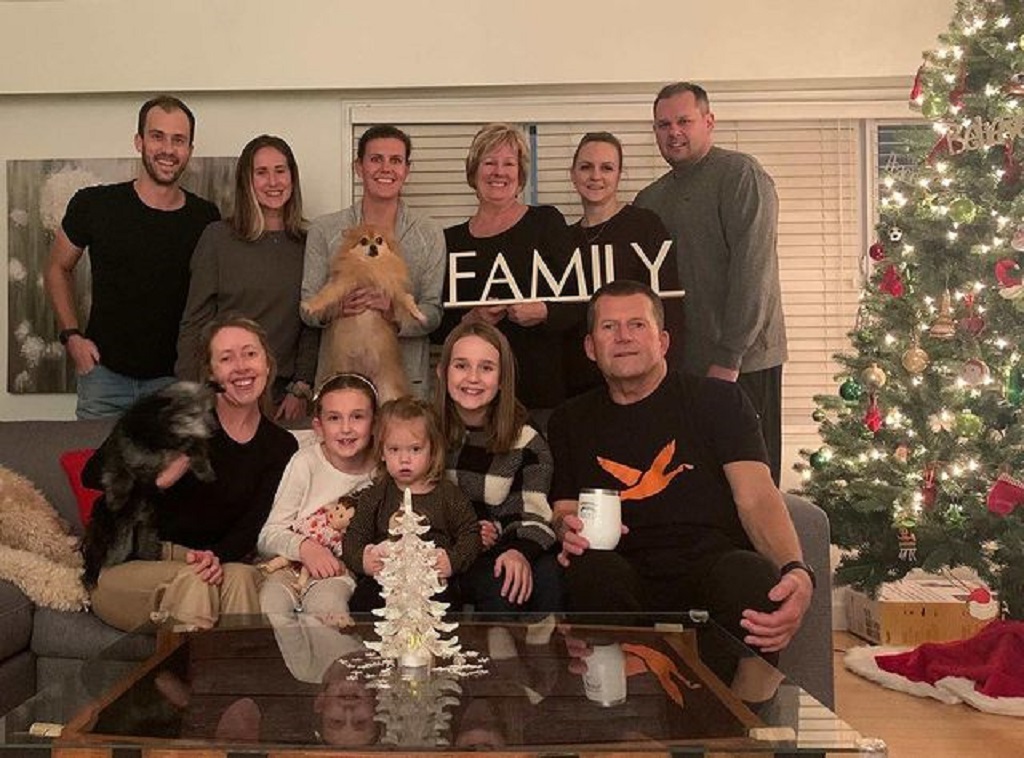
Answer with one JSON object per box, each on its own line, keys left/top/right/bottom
{"left": 831, "top": 632, "right": 1020, "bottom": 757}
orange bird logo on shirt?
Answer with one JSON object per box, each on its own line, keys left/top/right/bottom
{"left": 597, "top": 440, "right": 693, "bottom": 501}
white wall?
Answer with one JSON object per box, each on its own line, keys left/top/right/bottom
{"left": 0, "top": 0, "right": 955, "bottom": 420}
{"left": 0, "top": 1, "right": 953, "bottom": 94}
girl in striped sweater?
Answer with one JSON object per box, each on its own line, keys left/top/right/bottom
{"left": 436, "top": 322, "right": 563, "bottom": 615}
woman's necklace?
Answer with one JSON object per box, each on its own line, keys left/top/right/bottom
{"left": 577, "top": 202, "right": 622, "bottom": 243}
{"left": 580, "top": 206, "right": 621, "bottom": 245}
{"left": 581, "top": 218, "right": 609, "bottom": 245}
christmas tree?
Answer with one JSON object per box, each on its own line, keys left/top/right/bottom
{"left": 366, "top": 488, "right": 463, "bottom": 667}
{"left": 799, "top": 0, "right": 1024, "bottom": 618}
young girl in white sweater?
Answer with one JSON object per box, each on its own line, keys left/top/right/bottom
{"left": 258, "top": 373, "right": 378, "bottom": 622}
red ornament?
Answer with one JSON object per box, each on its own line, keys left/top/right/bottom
{"left": 958, "top": 293, "right": 986, "bottom": 336}
{"left": 863, "top": 395, "right": 883, "bottom": 433}
{"left": 994, "top": 258, "right": 1022, "bottom": 288}
{"left": 879, "top": 265, "right": 904, "bottom": 297}
{"left": 926, "top": 134, "right": 951, "bottom": 165}
{"left": 869, "top": 242, "right": 886, "bottom": 261}
{"left": 910, "top": 65, "right": 924, "bottom": 102}
{"left": 987, "top": 473, "right": 1024, "bottom": 516}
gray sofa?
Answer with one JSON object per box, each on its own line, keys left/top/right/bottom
{"left": 0, "top": 418, "right": 156, "bottom": 717}
{"left": 0, "top": 418, "right": 834, "bottom": 716}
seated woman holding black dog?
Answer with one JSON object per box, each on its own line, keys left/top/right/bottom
{"left": 84, "top": 315, "right": 298, "bottom": 631}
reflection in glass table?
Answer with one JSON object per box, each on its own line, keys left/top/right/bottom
{"left": 1, "top": 611, "right": 885, "bottom": 755}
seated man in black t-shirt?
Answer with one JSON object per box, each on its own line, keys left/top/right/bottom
{"left": 548, "top": 280, "right": 812, "bottom": 664}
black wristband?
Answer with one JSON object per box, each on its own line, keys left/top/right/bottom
{"left": 58, "top": 328, "right": 83, "bottom": 346}
{"left": 780, "top": 560, "right": 817, "bottom": 589}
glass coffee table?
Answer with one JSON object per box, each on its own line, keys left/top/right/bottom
{"left": 1, "top": 611, "right": 886, "bottom": 755}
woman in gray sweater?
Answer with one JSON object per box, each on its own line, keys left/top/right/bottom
{"left": 176, "top": 135, "right": 317, "bottom": 420}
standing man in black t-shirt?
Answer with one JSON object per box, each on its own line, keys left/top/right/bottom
{"left": 549, "top": 280, "right": 811, "bottom": 660}
{"left": 45, "top": 95, "right": 221, "bottom": 418}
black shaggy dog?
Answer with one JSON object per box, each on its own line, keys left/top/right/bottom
{"left": 81, "top": 381, "right": 216, "bottom": 587}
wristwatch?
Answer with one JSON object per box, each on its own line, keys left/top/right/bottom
{"left": 780, "top": 560, "right": 817, "bottom": 589}
{"left": 58, "top": 328, "right": 83, "bottom": 346}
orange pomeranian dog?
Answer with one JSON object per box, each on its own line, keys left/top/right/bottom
{"left": 302, "top": 224, "right": 427, "bottom": 401}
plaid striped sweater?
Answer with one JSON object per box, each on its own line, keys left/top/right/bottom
{"left": 445, "top": 423, "right": 556, "bottom": 562}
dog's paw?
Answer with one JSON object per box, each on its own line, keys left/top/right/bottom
{"left": 397, "top": 294, "right": 428, "bottom": 326}
{"left": 300, "top": 299, "right": 328, "bottom": 325}
{"left": 192, "top": 459, "right": 215, "bottom": 482}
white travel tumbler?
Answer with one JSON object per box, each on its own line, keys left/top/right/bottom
{"left": 577, "top": 488, "right": 621, "bottom": 550}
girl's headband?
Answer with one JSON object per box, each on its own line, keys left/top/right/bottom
{"left": 312, "top": 372, "right": 379, "bottom": 406}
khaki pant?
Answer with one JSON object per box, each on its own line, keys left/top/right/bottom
{"left": 259, "top": 567, "right": 355, "bottom": 618}
{"left": 90, "top": 543, "right": 263, "bottom": 632}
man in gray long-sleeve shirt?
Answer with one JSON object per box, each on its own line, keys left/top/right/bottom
{"left": 635, "top": 82, "right": 787, "bottom": 483}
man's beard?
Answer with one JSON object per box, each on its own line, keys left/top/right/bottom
{"left": 141, "top": 152, "right": 187, "bottom": 187}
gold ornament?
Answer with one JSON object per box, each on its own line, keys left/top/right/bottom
{"left": 861, "top": 363, "right": 888, "bottom": 390}
{"left": 901, "top": 337, "right": 930, "bottom": 374}
{"left": 894, "top": 443, "right": 910, "bottom": 463}
{"left": 929, "top": 290, "right": 957, "bottom": 340}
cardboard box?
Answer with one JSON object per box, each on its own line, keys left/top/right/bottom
{"left": 845, "top": 577, "right": 996, "bottom": 646}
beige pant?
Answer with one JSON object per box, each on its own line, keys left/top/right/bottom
{"left": 259, "top": 567, "right": 355, "bottom": 618}
{"left": 90, "top": 543, "right": 263, "bottom": 632}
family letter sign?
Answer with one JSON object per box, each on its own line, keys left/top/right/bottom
{"left": 444, "top": 241, "right": 685, "bottom": 307}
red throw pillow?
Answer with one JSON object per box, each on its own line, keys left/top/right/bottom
{"left": 59, "top": 448, "right": 102, "bottom": 526}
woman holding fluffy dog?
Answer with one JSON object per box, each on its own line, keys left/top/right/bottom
{"left": 301, "top": 125, "right": 446, "bottom": 399}
{"left": 176, "top": 135, "right": 317, "bottom": 421}
{"left": 86, "top": 316, "right": 298, "bottom": 631}
{"left": 438, "top": 123, "right": 577, "bottom": 410}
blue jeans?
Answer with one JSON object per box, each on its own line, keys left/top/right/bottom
{"left": 76, "top": 364, "right": 176, "bottom": 419}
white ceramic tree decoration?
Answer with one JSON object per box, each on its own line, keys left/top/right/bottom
{"left": 367, "top": 487, "right": 462, "bottom": 667}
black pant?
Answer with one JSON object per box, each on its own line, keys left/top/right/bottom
{"left": 464, "top": 549, "right": 564, "bottom": 616}
{"left": 564, "top": 548, "right": 780, "bottom": 666}
{"left": 738, "top": 365, "right": 783, "bottom": 485}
